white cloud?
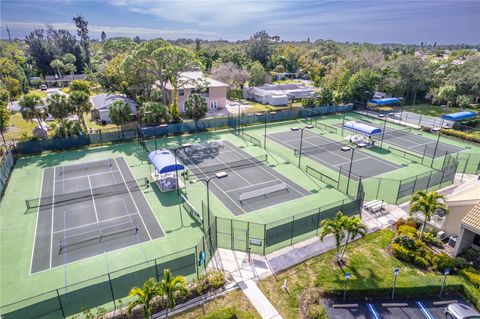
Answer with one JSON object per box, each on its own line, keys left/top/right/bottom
{"left": 110, "top": 0, "right": 287, "bottom": 26}
{"left": 1, "top": 20, "right": 220, "bottom": 39}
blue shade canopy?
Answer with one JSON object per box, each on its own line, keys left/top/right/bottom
{"left": 368, "top": 98, "right": 401, "bottom": 105}
{"left": 343, "top": 121, "right": 382, "bottom": 135}
{"left": 148, "top": 150, "right": 185, "bottom": 174}
{"left": 442, "top": 111, "right": 478, "bottom": 121}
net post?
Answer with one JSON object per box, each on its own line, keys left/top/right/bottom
{"left": 56, "top": 289, "right": 66, "bottom": 319}
{"left": 107, "top": 273, "right": 116, "bottom": 310}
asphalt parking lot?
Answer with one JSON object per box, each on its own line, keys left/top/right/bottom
{"left": 324, "top": 297, "right": 465, "bottom": 319}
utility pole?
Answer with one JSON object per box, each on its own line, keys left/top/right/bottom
{"left": 6, "top": 25, "right": 12, "bottom": 41}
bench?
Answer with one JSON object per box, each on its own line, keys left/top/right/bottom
{"left": 364, "top": 200, "right": 384, "bottom": 213}
{"left": 239, "top": 183, "right": 288, "bottom": 204}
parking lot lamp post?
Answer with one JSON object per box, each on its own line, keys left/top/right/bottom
{"left": 439, "top": 268, "right": 450, "bottom": 297}
{"left": 291, "top": 125, "right": 314, "bottom": 169}
{"left": 392, "top": 268, "right": 400, "bottom": 300}
{"left": 343, "top": 272, "right": 351, "bottom": 302}
{"left": 174, "top": 143, "right": 192, "bottom": 196}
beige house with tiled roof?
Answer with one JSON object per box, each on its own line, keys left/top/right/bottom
{"left": 454, "top": 202, "right": 480, "bottom": 256}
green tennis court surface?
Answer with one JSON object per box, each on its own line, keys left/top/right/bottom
{"left": 30, "top": 157, "right": 164, "bottom": 274}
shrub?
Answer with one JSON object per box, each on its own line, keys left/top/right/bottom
{"left": 421, "top": 232, "right": 443, "bottom": 248}
{"left": 455, "top": 257, "right": 469, "bottom": 270}
{"left": 397, "top": 225, "right": 417, "bottom": 237}
{"left": 207, "top": 270, "right": 226, "bottom": 289}
{"left": 461, "top": 268, "right": 480, "bottom": 289}
{"left": 307, "top": 304, "right": 327, "bottom": 319}
{"left": 413, "top": 255, "right": 431, "bottom": 269}
{"left": 423, "top": 226, "right": 438, "bottom": 237}
{"left": 463, "top": 248, "right": 480, "bottom": 262}
{"left": 393, "top": 235, "right": 416, "bottom": 250}
{"left": 433, "top": 253, "right": 455, "bottom": 272}
{"left": 392, "top": 243, "right": 414, "bottom": 263}
{"left": 441, "top": 128, "right": 480, "bottom": 143}
{"left": 394, "top": 218, "right": 418, "bottom": 230}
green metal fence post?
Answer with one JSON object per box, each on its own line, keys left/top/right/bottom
{"left": 154, "top": 259, "right": 159, "bottom": 280}
{"left": 107, "top": 273, "right": 116, "bottom": 310}
{"left": 290, "top": 216, "right": 295, "bottom": 245}
{"left": 56, "top": 289, "right": 66, "bottom": 319}
{"left": 395, "top": 181, "right": 402, "bottom": 205}
{"left": 194, "top": 244, "right": 199, "bottom": 279}
{"left": 246, "top": 222, "right": 250, "bottom": 252}
{"left": 263, "top": 224, "right": 267, "bottom": 255}
{"left": 315, "top": 209, "right": 321, "bottom": 236}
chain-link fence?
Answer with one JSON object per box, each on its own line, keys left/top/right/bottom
{"left": 0, "top": 146, "right": 16, "bottom": 198}
{"left": 1, "top": 234, "right": 209, "bottom": 319}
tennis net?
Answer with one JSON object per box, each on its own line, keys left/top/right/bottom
{"left": 26, "top": 177, "right": 149, "bottom": 209}
{"left": 381, "top": 127, "right": 412, "bottom": 140}
{"left": 294, "top": 141, "right": 348, "bottom": 156}
{"left": 58, "top": 159, "right": 113, "bottom": 176}
{"left": 314, "top": 121, "right": 338, "bottom": 134}
{"left": 187, "top": 154, "right": 268, "bottom": 177}
{"left": 58, "top": 220, "right": 139, "bottom": 253}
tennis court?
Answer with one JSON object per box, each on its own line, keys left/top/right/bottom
{"left": 30, "top": 157, "right": 164, "bottom": 274}
{"left": 177, "top": 140, "right": 310, "bottom": 216}
{"left": 268, "top": 130, "right": 401, "bottom": 180}
{"left": 340, "top": 121, "right": 464, "bottom": 157}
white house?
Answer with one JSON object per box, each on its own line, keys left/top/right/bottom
{"left": 90, "top": 93, "right": 137, "bottom": 123}
{"left": 243, "top": 84, "right": 315, "bottom": 106}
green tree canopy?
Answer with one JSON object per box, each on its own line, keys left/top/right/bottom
{"left": 184, "top": 93, "right": 208, "bottom": 121}
{"left": 108, "top": 100, "right": 131, "bottom": 127}
{"left": 345, "top": 69, "right": 380, "bottom": 102}
{"left": 141, "top": 102, "right": 170, "bottom": 125}
{"left": 68, "top": 90, "right": 91, "bottom": 125}
{"left": 0, "top": 106, "right": 10, "bottom": 144}
{"left": 47, "top": 93, "right": 71, "bottom": 120}
{"left": 246, "top": 30, "right": 272, "bottom": 67}
{"left": 69, "top": 80, "right": 91, "bottom": 94}
{"left": 19, "top": 93, "right": 45, "bottom": 124}
{"left": 55, "top": 120, "right": 83, "bottom": 137}
{"left": 248, "top": 61, "right": 266, "bottom": 86}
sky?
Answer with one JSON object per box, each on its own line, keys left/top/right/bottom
{"left": 1, "top": 0, "right": 479, "bottom": 44}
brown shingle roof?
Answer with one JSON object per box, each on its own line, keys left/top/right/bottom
{"left": 462, "top": 202, "right": 480, "bottom": 232}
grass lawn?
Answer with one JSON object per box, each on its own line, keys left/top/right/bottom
{"left": 171, "top": 289, "right": 260, "bottom": 319}
{"left": 83, "top": 112, "right": 118, "bottom": 130}
{"left": 258, "top": 229, "right": 475, "bottom": 319}
{"left": 4, "top": 113, "right": 57, "bottom": 141}
{"left": 402, "top": 103, "right": 478, "bottom": 117}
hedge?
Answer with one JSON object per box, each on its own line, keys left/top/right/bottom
{"left": 441, "top": 128, "right": 480, "bottom": 143}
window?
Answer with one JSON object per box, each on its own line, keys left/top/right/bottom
{"left": 179, "top": 89, "right": 184, "bottom": 96}
{"left": 210, "top": 101, "right": 217, "bottom": 109}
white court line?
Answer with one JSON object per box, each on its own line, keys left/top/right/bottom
{"left": 224, "top": 179, "right": 281, "bottom": 194}
{"left": 87, "top": 176, "right": 101, "bottom": 227}
{"left": 114, "top": 157, "right": 152, "bottom": 241}
{"left": 49, "top": 167, "right": 57, "bottom": 269}
{"left": 181, "top": 146, "right": 248, "bottom": 214}
{"left": 214, "top": 155, "right": 253, "bottom": 186}
{"left": 222, "top": 141, "right": 305, "bottom": 198}
{"left": 29, "top": 169, "right": 45, "bottom": 275}
{"left": 58, "top": 169, "right": 121, "bottom": 182}
{"left": 53, "top": 212, "right": 140, "bottom": 234}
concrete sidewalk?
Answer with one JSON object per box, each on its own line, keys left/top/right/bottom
{"left": 239, "top": 279, "right": 283, "bottom": 319}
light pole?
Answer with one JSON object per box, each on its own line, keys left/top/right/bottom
{"left": 439, "top": 268, "right": 450, "bottom": 297}
{"left": 256, "top": 111, "right": 277, "bottom": 149}
{"left": 392, "top": 268, "right": 399, "bottom": 300}
{"left": 202, "top": 172, "right": 228, "bottom": 253}
{"left": 173, "top": 143, "right": 192, "bottom": 195}
{"left": 343, "top": 272, "right": 351, "bottom": 302}
{"left": 291, "top": 125, "right": 314, "bottom": 169}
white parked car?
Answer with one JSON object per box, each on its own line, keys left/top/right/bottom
{"left": 445, "top": 303, "right": 480, "bottom": 319}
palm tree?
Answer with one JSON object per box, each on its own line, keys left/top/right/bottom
{"left": 47, "top": 93, "right": 71, "bottom": 120}
{"left": 63, "top": 54, "right": 77, "bottom": 77}
{"left": 158, "top": 269, "right": 187, "bottom": 318}
{"left": 340, "top": 216, "right": 368, "bottom": 261}
{"left": 141, "top": 101, "right": 170, "bottom": 125}
{"left": 184, "top": 93, "right": 208, "bottom": 121}
{"left": 68, "top": 90, "right": 91, "bottom": 127}
{"left": 55, "top": 120, "right": 83, "bottom": 137}
{"left": 127, "top": 278, "right": 160, "bottom": 319}
{"left": 108, "top": 100, "right": 131, "bottom": 130}
{"left": 409, "top": 191, "right": 448, "bottom": 239}
{"left": 50, "top": 59, "right": 65, "bottom": 87}
{"left": 319, "top": 212, "right": 348, "bottom": 264}
{"left": 19, "top": 93, "right": 45, "bottom": 124}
